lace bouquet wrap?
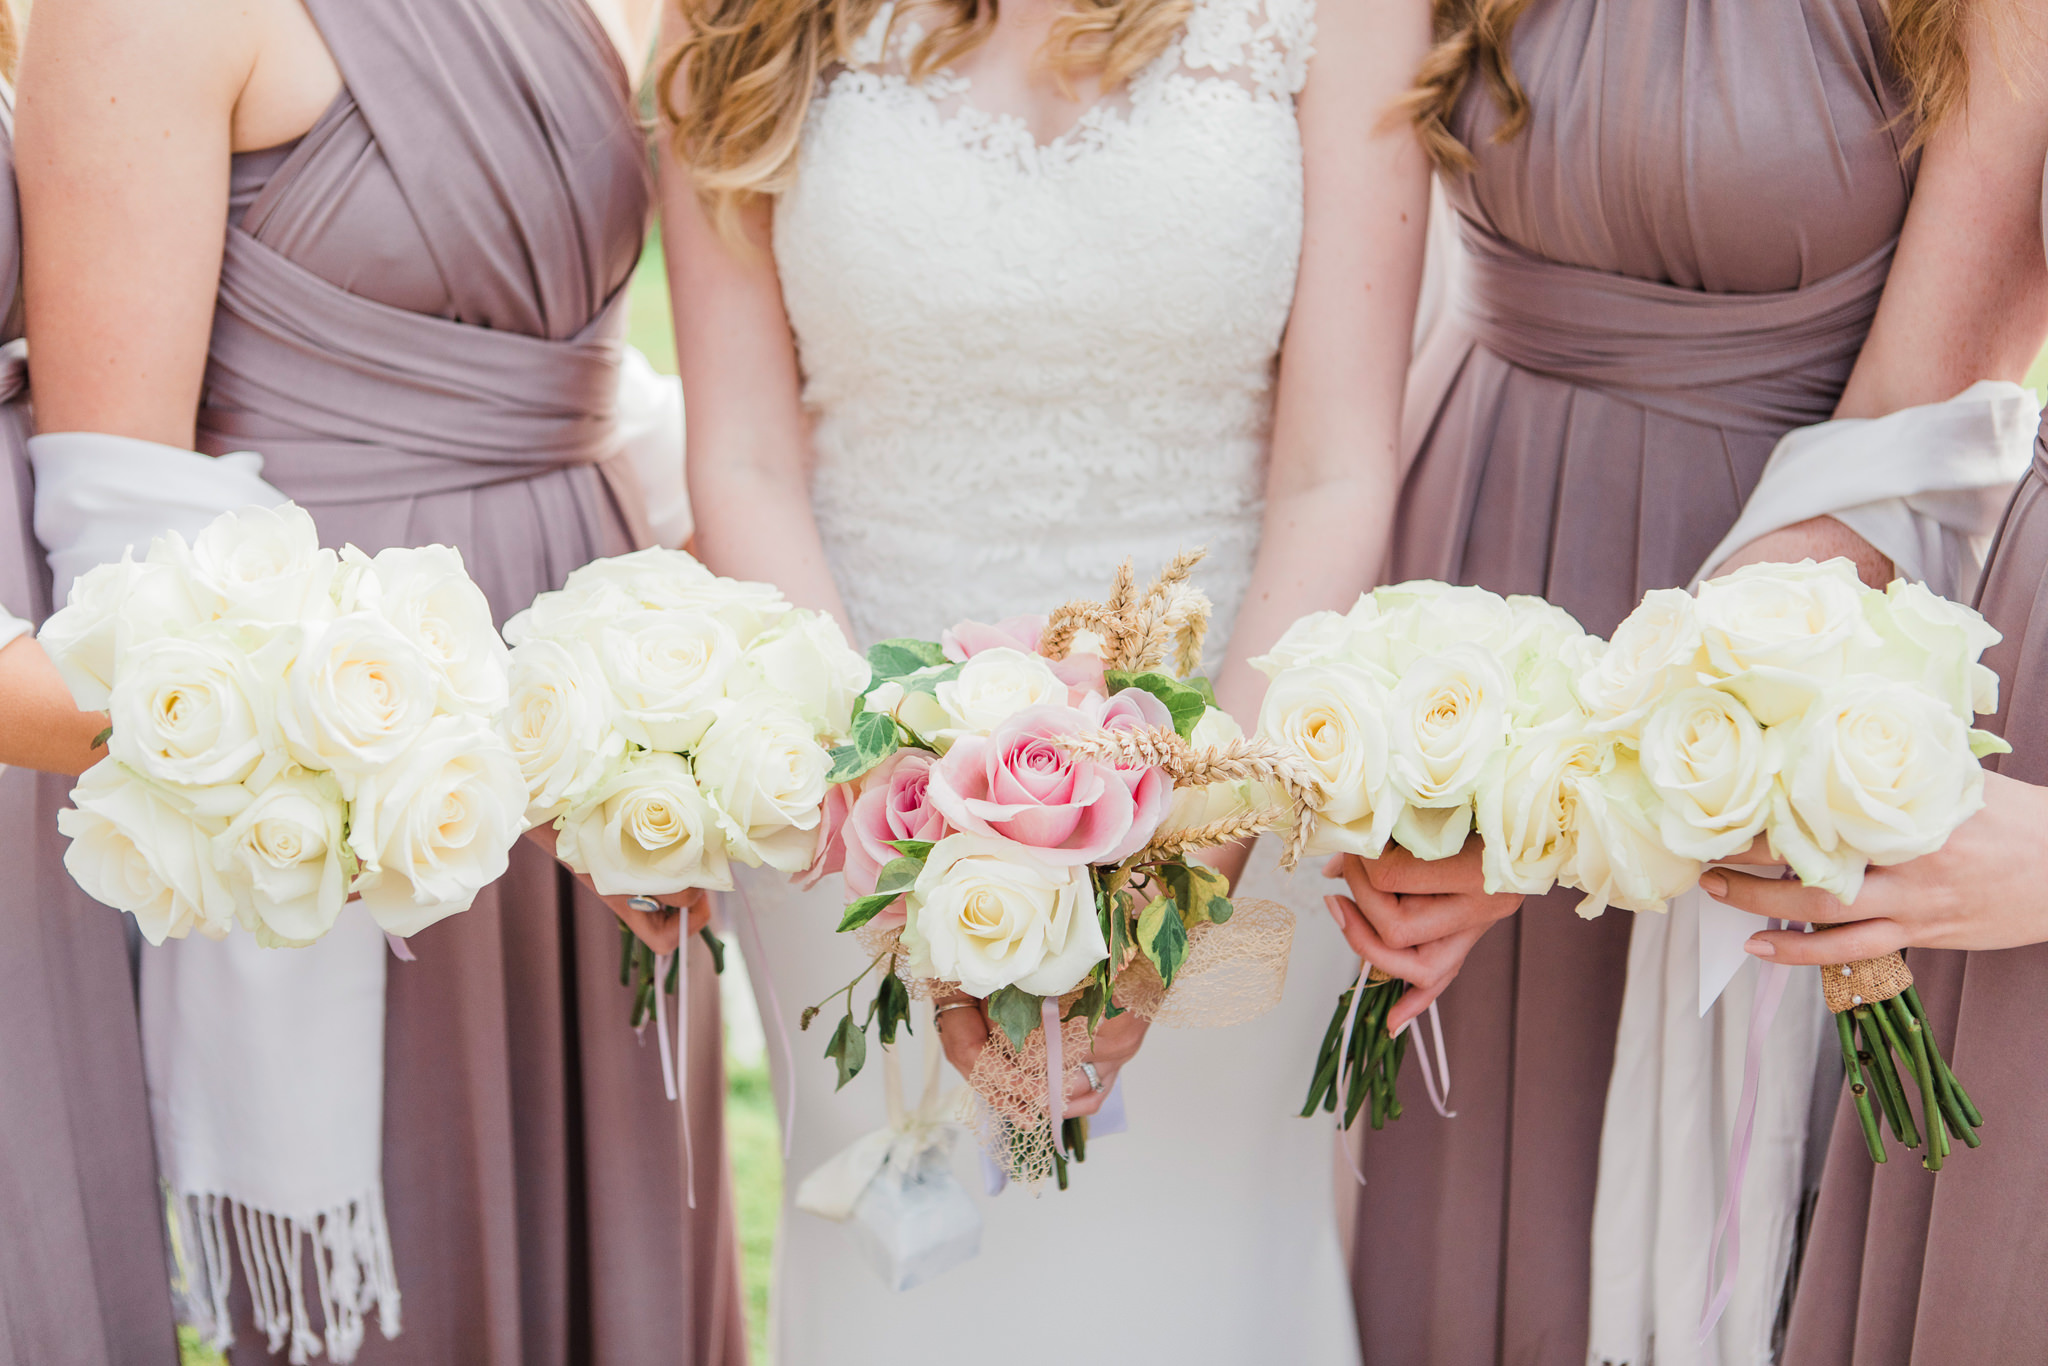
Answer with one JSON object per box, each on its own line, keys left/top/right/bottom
{"left": 1255, "top": 581, "right": 1697, "bottom": 1136}
{"left": 501, "top": 547, "right": 871, "bottom": 1025}
{"left": 41, "top": 503, "right": 528, "bottom": 945}
{"left": 1589, "top": 559, "right": 2008, "bottom": 1168}
{"left": 805, "top": 553, "right": 1309, "bottom": 1188}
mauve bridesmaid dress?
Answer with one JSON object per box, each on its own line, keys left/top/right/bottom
{"left": 1776, "top": 163, "right": 2048, "bottom": 1366}
{"left": 1360, "top": 1, "right": 1915, "bottom": 1360}
{"left": 0, "top": 89, "right": 182, "bottom": 1366}
{"left": 193, "top": 1, "right": 745, "bottom": 1361}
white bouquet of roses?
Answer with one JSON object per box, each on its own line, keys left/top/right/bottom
{"left": 41, "top": 503, "right": 527, "bottom": 947}
{"left": 804, "top": 554, "right": 1309, "bottom": 1188}
{"left": 1593, "top": 558, "right": 2005, "bottom": 1168}
{"left": 1254, "top": 580, "right": 1697, "bottom": 1132}
{"left": 501, "top": 547, "right": 869, "bottom": 1022}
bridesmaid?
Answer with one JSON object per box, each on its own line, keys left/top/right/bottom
{"left": 0, "top": 15, "right": 177, "bottom": 1356}
{"left": 17, "top": 0, "right": 745, "bottom": 1362}
{"left": 1322, "top": 0, "right": 2048, "bottom": 1361}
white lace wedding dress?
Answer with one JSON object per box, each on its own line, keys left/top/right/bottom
{"left": 735, "top": 0, "right": 1363, "bottom": 1359}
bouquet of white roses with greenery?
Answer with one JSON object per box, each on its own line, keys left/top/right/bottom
{"left": 1592, "top": 558, "right": 2006, "bottom": 1168}
{"left": 501, "top": 547, "right": 870, "bottom": 1023}
{"left": 42, "top": 503, "right": 527, "bottom": 947}
{"left": 1255, "top": 581, "right": 1697, "bottom": 1135}
{"left": 804, "top": 553, "right": 1311, "bottom": 1188}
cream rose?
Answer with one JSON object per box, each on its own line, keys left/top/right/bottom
{"left": 695, "top": 695, "right": 831, "bottom": 873}
{"left": 1250, "top": 610, "right": 1369, "bottom": 677}
{"left": 557, "top": 750, "right": 732, "bottom": 896}
{"left": 1385, "top": 643, "right": 1511, "bottom": 856}
{"left": 597, "top": 609, "right": 741, "bottom": 752}
{"left": 349, "top": 544, "right": 509, "bottom": 717}
{"left": 1858, "top": 579, "right": 2003, "bottom": 723}
{"left": 500, "top": 637, "right": 622, "bottom": 822}
{"left": 931, "top": 647, "right": 1069, "bottom": 741}
{"left": 1767, "top": 675, "right": 1986, "bottom": 902}
{"left": 1695, "top": 559, "right": 1874, "bottom": 705}
{"left": 184, "top": 503, "right": 338, "bottom": 623}
{"left": 1160, "top": 707, "right": 1276, "bottom": 835}
{"left": 900, "top": 833, "right": 1105, "bottom": 997}
{"left": 39, "top": 555, "right": 206, "bottom": 709}
{"left": 213, "top": 768, "right": 351, "bottom": 946}
{"left": 731, "top": 611, "right": 870, "bottom": 741}
{"left": 1576, "top": 587, "right": 1705, "bottom": 738}
{"left": 59, "top": 759, "right": 239, "bottom": 943}
{"left": 1636, "top": 686, "right": 1777, "bottom": 861}
{"left": 279, "top": 612, "right": 440, "bottom": 783}
{"left": 1564, "top": 753, "right": 1702, "bottom": 917}
{"left": 107, "top": 628, "right": 276, "bottom": 788}
{"left": 1474, "top": 718, "right": 1602, "bottom": 895}
{"left": 347, "top": 716, "right": 527, "bottom": 936}
{"left": 1256, "top": 663, "right": 1401, "bottom": 858}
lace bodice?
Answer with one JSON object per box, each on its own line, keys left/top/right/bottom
{"left": 773, "top": 0, "right": 1314, "bottom": 657}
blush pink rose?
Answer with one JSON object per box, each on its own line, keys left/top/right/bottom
{"left": 941, "top": 615, "right": 1106, "bottom": 697}
{"left": 927, "top": 704, "right": 1170, "bottom": 866}
{"left": 841, "top": 751, "right": 950, "bottom": 932}
{"left": 797, "top": 780, "right": 854, "bottom": 890}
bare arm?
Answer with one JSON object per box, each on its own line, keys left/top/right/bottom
{"left": 1209, "top": 0, "right": 1433, "bottom": 727}
{"left": 0, "top": 636, "right": 106, "bottom": 775}
{"left": 1716, "top": 5, "right": 2048, "bottom": 579}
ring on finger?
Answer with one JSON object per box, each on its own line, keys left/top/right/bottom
{"left": 1079, "top": 1060, "right": 1105, "bottom": 1093}
{"left": 626, "top": 896, "right": 679, "bottom": 916}
{"left": 935, "top": 1001, "right": 978, "bottom": 1018}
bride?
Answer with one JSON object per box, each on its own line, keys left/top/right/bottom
{"left": 658, "top": 0, "right": 1429, "bottom": 1357}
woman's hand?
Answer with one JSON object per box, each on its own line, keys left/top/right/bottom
{"left": 1705, "top": 771, "right": 2048, "bottom": 962}
{"left": 1321, "top": 841, "right": 1522, "bottom": 1032}
{"left": 0, "top": 635, "right": 108, "bottom": 775}
{"left": 931, "top": 991, "right": 1147, "bottom": 1119}
{"left": 518, "top": 824, "right": 710, "bottom": 954}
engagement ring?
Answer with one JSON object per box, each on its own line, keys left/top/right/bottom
{"left": 1080, "top": 1061, "right": 1105, "bottom": 1093}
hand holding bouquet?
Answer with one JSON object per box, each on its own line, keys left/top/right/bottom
{"left": 41, "top": 504, "right": 527, "bottom": 946}
{"left": 806, "top": 553, "right": 1312, "bottom": 1188}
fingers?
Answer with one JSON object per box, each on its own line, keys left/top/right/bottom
{"left": 1324, "top": 895, "right": 1436, "bottom": 984}
{"left": 1360, "top": 839, "right": 1485, "bottom": 895}
{"left": 1701, "top": 868, "right": 1850, "bottom": 927}
{"left": 933, "top": 994, "right": 989, "bottom": 1081}
{"left": 1746, "top": 919, "right": 1909, "bottom": 966}
{"left": 1385, "top": 928, "right": 1482, "bottom": 1034}
{"left": 610, "top": 894, "right": 684, "bottom": 954}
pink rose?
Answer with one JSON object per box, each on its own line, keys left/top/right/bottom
{"left": 842, "top": 752, "right": 950, "bottom": 930}
{"left": 927, "top": 704, "right": 1170, "bottom": 866}
{"left": 798, "top": 780, "right": 854, "bottom": 890}
{"left": 942, "top": 615, "right": 1106, "bottom": 697}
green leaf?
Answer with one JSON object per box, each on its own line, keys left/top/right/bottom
{"left": 986, "top": 986, "right": 1044, "bottom": 1052}
{"left": 91, "top": 725, "right": 114, "bottom": 750}
{"left": 866, "top": 638, "right": 948, "bottom": 681}
{"left": 897, "top": 662, "right": 963, "bottom": 696}
{"left": 826, "top": 708, "right": 900, "bottom": 783}
{"left": 1187, "top": 675, "right": 1219, "bottom": 708}
{"left": 873, "top": 855, "right": 924, "bottom": 897}
{"left": 825, "top": 1013, "right": 867, "bottom": 1089}
{"left": 873, "top": 971, "right": 911, "bottom": 1046}
{"left": 1157, "top": 861, "right": 1234, "bottom": 928}
{"left": 837, "top": 892, "right": 902, "bottom": 933}
{"left": 699, "top": 927, "right": 726, "bottom": 975}
{"left": 1064, "top": 980, "right": 1105, "bottom": 1031}
{"left": 884, "top": 838, "right": 935, "bottom": 860}
{"left": 1104, "top": 669, "right": 1207, "bottom": 739}
{"left": 1137, "top": 895, "right": 1189, "bottom": 988}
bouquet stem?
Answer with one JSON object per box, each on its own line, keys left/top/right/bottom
{"left": 618, "top": 918, "right": 725, "bottom": 1029}
{"left": 1302, "top": 968, "right": 1406, "bottom": 1130}
{"left": 1824, "top": 945, "right": 1978, "bottom": 1170}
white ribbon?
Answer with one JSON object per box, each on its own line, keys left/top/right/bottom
{"left": 794, "top": 999, "right": 961, "bottom": 1221}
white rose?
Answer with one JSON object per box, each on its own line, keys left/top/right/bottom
{"left": 184, "top": 503, "right": 338, "bottom": 622}
{"left": 901, "top": 833, "right": 1105, "bottom": 997}
{"left": 1250, "top": 610, "right": 1367, "bottom": 678}
{"left": 1576, "top": 587, "right": 1705, "bottom": 739}
{"left": 347, "top": 716, "right": 527, "bottom": 936}
{"left": 59, "top": 759, "right": 240, "bottom": 943}
{"left": 868, "top": 670, "right": 958, "bottom": 749}
{"left": 1161, "top": 707, "right": 1275, "bottom": 834}
{"left": 557, "top": 750, "right": 732, "bottom": 896}
{"left": 695, "top": 695, "right": 830, "bottom": 873}
{"left": 503, "top": 580, "right": 631, "bottom": 648}
{"left": 107, "top": 627, "right": 277, "bottom": 788}
{"left": 1767, "top": 675, "right": 1986, "bottom": 902}
{"left": 347, "top": 544, "right": 509, "bottom": 717}
{"left": 1373, "top": 581, "right": 1517, "bottom": 656}
{"left": 1563, "top": 752, "right": 1702, "bottom": 917}
{"left": 1498, "top": 597, "right": 1597, "bottom": 726}
{"left": 731, "top": 610, "right": 871, "bottom": 741}
{"left": 1474, "top": 718, "right": 1602, "bottom": 895}
{"left": 931, "top": 647, "right": 1069, "bottom": 741}
{"left": 1636, "top": 687, "right": 1777, "bottom": 861}
{"left": 1856, "top": 579, "right": 2002, "bottom": 722}
{"left": 39, "top": 554, "right": 206, "bottom": 709}
{"left": 1256, "top": 663, "right": 1401, "bottom": 858}
{"left": 558, "top": 546, "right": 716, "bottom": 602}
{"left": 598, "top": 609, "right": 741, "bottom": 753}
{"left": 1386, "top": 641, "right": 1511, "bottom": 814}
{"left": 557, "top": 553, "right": 789, "bottom": 643}
{"left": 278, "top": 612, "right": 440, "bottom": 784}
{"left": 1695, "top": 559, "right": 1874, "bottom": 709}
{"left": 501, "top": 637, "right": 623, "bottom": 822}
{"left": 213, "top": 768, "right": 350, "bottom": 946}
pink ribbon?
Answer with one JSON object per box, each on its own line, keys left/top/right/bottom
{"left": 1403, "top": 999, "right": 1456, "bottom": 1119}
{"left": 383, "top": 932, "right": 416, "bottom": 962}
{"left": 1043, "top": 997, "right": 1065, "bottom": 1141}
{"left": 650, "top": 946, "right": 698, "bottom": 1211}
{"left": 1335, "top": 960, "right": 1374, "bottom": 1186}
{"left": 1698, "top": 920, "right": 1791, "bottom": 1342}
{"left": 731, "top": 883, "right": 797, "bottom": 1160}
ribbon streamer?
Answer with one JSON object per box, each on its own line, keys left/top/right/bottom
{"left": 1698, "top": 921, "right": 1792, "bottom": 1342}
{"left": 1042, "top": 998, "right": 1065, "bottom": 1144}
{"left": 382, "top": 933, "right": 416, "bottom": 963}
{"left": 649, "top": 947, "right": 698, "bottom": 1210}
{"left": 1405, "top": 998, "right": 1456, "bottom": 1119}
{"left": 1334, "top": 960, "right": 1374, "bottom": 1187}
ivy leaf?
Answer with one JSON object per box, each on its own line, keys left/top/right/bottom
{"left": 91, "top": 725, "right": 114, "bottom": 750}
{"left": 866, "top": 638, "right": 948, "bottom": 682}
{"left": 698, "top": 927, "right": 727, "bottom": 975}
{"left": 1137, "top": 895, "right": 1189, "bottom": 988}
{"left": 837, "top": 892, "right": 901, "bottom": 933}
{"left": 897, "top": 662, "right": 963, "bottom": 696}
{"left": 825, "top": 1013, "right": 867, "bottom": 1089}
{"left": 1157, "top": 861, "right": 1234, "bottom": 928}
{"left": 986, "top": 986, "right": 1044, "bottom": 1053}
{"left": 873, "top": 855, "right": 925, "bottom": 896}
{"left": 884, "top": 839, "right": 935, "bottom": 860}
{"left": 826, "top": 708, "right": 900, "bottom": 783}
{"left": 1187, "top": 675, "right": 1219, "bottom": 708}
{"left": 1064, "top": 980, "right": 1105, "bottom": 1030}
{"left": 874, "top": 971, "right": 912, "bottom": 1046}
{"left": 1104, "top": 669, "right": 1207, "bottom": 739}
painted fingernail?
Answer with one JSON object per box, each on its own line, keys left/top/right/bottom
{"left": 1325, "top": 895, "right": 1346, "bottom": 928}
{"left": 1701, "top": 871, "right": 1728, "bottom": 898}
{"left": 1744, "top": 937, "right": 1776, "bottom": 958}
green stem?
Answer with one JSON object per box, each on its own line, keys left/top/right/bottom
{"left": 1892, "top": 997, "right": 1946, "bottom": 1169}
{"left": 1836, "top": 1011, "right": 1887, "bottom": 1163}
{"left": 1856, "top": 1006, "right": 1920, "bottom": 1150}
{"left": 1302, "top": 989, "right": 1352, "bottom": 1117}
{"left": 1906, "top": 988, "right": 1984, "bottom": 1130}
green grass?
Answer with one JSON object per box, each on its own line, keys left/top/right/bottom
{"left": 725, "top": 1058, "right": 784, "bottom": 1360}
{"left": 626, "top": 235, "right": 678, "bottom": 378}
